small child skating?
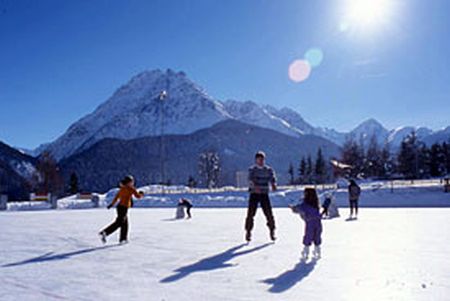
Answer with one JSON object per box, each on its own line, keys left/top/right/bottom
{"left": 99, "top": 175, "right": 144, "bottom": 244}
{"left": 321, "top": 192, "right": 340, "bottom": 219}
{"left": 290, "top": 188, "right": 323, "bottom": 260}
{"left": 177, "top": 198, "right": 193, "bottom": 219}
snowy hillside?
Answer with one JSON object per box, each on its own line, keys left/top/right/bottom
{"left": 59, "top": 120, "right": 340, "bottom": 192}
{"left": 33, "top": 69, "right": 449, "bottom": 160}
{"left": 423, "top": 126, "right": 450, "bottom": 145}
{"left": 387, "top": 126, "right": 433, "bottom": 147}
{"left": 44, "top": 69, "right": 231, "bottom": 160}
{"left": 1, "top": 208, "right": 449, "bottom": 300}
{"left": 224, "top": 100, "right": 304, "bottom": 137}
{"left": 347, "top": 118, "right": 389, "bottom": 145}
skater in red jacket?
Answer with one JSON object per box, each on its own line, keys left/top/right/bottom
{"left": 99, "top": 175, "right": 144, "bottom": 244}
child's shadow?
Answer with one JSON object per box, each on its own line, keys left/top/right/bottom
{"left": 2, "top": 245, "right": 118, "bottom": 268}
{"left": 160, "top": 243, "right": 271, "bottom": 283}
{"left": 161, "top": 218, "right": 183, "bottom": 222}
{"left": 261, "top": 258, "right": 317, "bottom": 293}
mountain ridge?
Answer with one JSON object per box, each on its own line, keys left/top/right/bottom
{"left": 29, "top": 69, "right": 449, "bottom": 159}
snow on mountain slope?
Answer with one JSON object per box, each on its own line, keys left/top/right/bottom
{"left": 0, "top": 141, "right": 36, "bottom": 180}
{"left": 264, "top": 106, "right": 313, "bottom": 134}
{"left": 423, "top": 126, "right": 450, "bottom": 145}
{"left": 348, "top": 118, "right": 389, "bottom": 145}
{"left": 388, "top": 126, "right": 433, "bottom": 147}
{"left": 35, "top": 69, "right": 449, "bottom": 160}
{"left": 224, "top": 100, "right": 303, "bottom": 137}
{"left": 44, "top": 69, "right": 231, "bottom": 160}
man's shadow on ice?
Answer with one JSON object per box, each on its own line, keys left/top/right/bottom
{"left": 2, "top": 245, "right": 118, "bottom": 268}
{"left": 160, "top": 243, "right": 271, "bottom": 283}
{"left": 261, "top": 258, "right": 317, "bottom": 293}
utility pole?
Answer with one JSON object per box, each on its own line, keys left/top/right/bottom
{"left": 159, "top": 90, "right": 167, "bottom": 194}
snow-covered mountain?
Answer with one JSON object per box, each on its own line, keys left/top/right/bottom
{"left": 347, "top": 118, "right": 389, "bottom": 145}
{"left": 223, "top": 100, "right": 304, "bottom": 137}
{"left": 44, "top": 69, "right": 231, "bottom": 160}
{"left": 423, "top": 126, "right": 450, "bottom": 145}
{"left": 0, "top": 141, "right": 37, "bottom": 200}
{"left": 387, "top": 126, "right": 433, "bottom": 147}
{"left": 60, "top": 120, "right": 340, "bottom": 191}
{"left": 35, "top": 69, "right": 449, "bottom": 160}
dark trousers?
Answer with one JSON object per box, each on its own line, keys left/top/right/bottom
{"left": 186, "top": 206, "right": 192, "bottom": 218}
{"left": 102, "top": 205, "right": 129, "bottom": 242}
{"left": 245, "top": 193, "right": 275, "bottom": 232}
{"left": 350, "top": 199, "right": 359, "bottom": 216}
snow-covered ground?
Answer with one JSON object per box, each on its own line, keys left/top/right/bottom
{"left": 1, "top": 208, "right": 449, "bottom": 301}
{"left": 5, "top": 182, "right": 450, "bottom": 211}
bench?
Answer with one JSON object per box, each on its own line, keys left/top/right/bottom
{"left": 77, "top": 192, "right": 93, "bottom": 200}
{"left": 30, "top": 193, "right": 57, "bottom": 209}
{"left": 77, "top": 192, "right": 100, "bottom": 208}
{"left": 30, "top": 193, "right": 51, "bottom": 202}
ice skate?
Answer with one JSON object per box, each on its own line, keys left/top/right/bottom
{"left": 313, "top": 245, "right": 321, "bottom": 259}
{"left": 301, "top": 246, "right": 310, "bottom": 261}
{"left": 245, "top": 231, "right": 252, "bottom": 242}
{"left": 99, "top": 231, "right": 107, "bottom": 244}
{"left": 269, "top": 229, "right": 276, "bottom": 242}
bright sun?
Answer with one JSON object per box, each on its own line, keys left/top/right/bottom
{"left": 341, "top": 0, "right": 393, "bottom": 32}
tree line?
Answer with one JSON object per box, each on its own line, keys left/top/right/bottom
{"left": 341, "top": 132, "right": 450, "bottom": 180}
{"left": 288, "top": 147, "right": 331, "bottom": 185}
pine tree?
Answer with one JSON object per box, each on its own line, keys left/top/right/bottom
{"left": 69, "top": 172, "right": 79, "bottom": 195}
{"left": 33, "top": 152, "right": 64, "bottom": 196}
{"left": 299, "top": 157, "right": 307, "bottom": 184}
{"left": 341, "top": 136, "right": 364, "bottom": 178}
{"left": 198, "top": 151, "right": 221, "bottom": 189}
{"left": 397, "top": 132, "right": 423, "bottom": 179}
{"left": 187, "top": 176, "right": 197, "bottom": 188}
{"left": 314, "top": 148, "right": 326, "bottom": 184}
{"left": 365, "top": 135, "right": 382, "bottom": 178}
{"left": 429, "top": 143, "right": 442, "bottom": 177}
{"left": 288, "top": 163, "right": 295, "bottom": 185}
{"left": 417, "top": 144, "right": 430, "bottom": 178}
{"left": 380, "top": 144, "right": 393, "bottom": 178}
{"left": 306, "top": 155, "right": 313, "bottom": 184}
{"left": 443, "top": 142, "right": 450, "bottom": 175}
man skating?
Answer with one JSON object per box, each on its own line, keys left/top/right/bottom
{"left": 245, "top": 151, "right": 277, "bottom": 242}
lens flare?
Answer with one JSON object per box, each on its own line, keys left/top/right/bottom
{"left": 304, "top": 48, "right": 324, "bottom": 68}
{"left": 288, "top": 60, "right": 311, "bottom": 83}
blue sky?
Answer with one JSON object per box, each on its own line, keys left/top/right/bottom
{"left": 1, "top": 0, "right": 450, "bottom": 149}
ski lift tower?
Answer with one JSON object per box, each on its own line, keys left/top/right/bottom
{"left": 159, "top": 90, "right": 167, "bottom": 194}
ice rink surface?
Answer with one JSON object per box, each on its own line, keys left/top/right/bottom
{"left": 1, "top": 208, "right": 449, "bottom": 301}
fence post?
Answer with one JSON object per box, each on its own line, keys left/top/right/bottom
{"left": 50, "top": 194, "right": 58, "bottom": 209}
{"left": 0, "top": 195, "right": 7, "bottom": 210}
{"left": 92, "top": 195, "right": 100, "bottom": 208}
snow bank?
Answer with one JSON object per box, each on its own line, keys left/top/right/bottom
{"left": 4, "top": 182, "right": 449, "bottom": 211}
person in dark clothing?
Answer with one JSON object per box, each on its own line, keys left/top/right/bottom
{"left": 321, "top": 195, "right": 331, "bottom": 217}
{"left": 245, "top": 151, "right": 277, "bottom": 242}
{"left": 99, "top": 175, "right": 144, "bottom": 244}
{"left": 348, "top": 179, "right": 361, "bottom": 218}
{"left": 178, "top": 198, "right": 193, "bottom": 218}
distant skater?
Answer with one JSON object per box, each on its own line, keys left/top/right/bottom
{"left": 177, "top": 198, "right": 193, "bottom": 219}
{"left": 290, "top": 188, "right": 322, "bottom": 260}
{"left": 348, "top": 180, "right": 361, "bottom": 219}
{"left": 99, "top": 175, "right": 144, "bottom": 244}
{"left": 321, "top": 192, "right": 340, "bottom": 219}
{"left": 245, "top": 151, "right": 277, "bottom": 242}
